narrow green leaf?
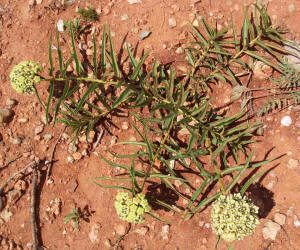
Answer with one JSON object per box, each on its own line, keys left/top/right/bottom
{"left": 108, "top": 29, "right": 120, "bottom": 78}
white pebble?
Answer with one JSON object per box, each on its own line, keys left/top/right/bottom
{"left": 280, "top": 115, "right": 292, "bottom": 126}
{"left": 56, "top": 20, "right": 64, "bottom": 32}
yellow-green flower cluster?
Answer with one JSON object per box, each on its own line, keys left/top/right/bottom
{"left": 211, "top": 193, "right": 259, "bottom": 242}
{"left": 115, "top": 192, "right": 150, "bottom": 223}
{"left": 10, "top": 61, "right": 42, "bottom": 94}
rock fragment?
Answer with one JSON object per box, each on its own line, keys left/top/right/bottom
{"left": 274, "top": 213, "right": 286, "bottom": 226}
{"left": 89, "top": 223, "right": 101, "bottom": 243}
{"left": 287, "top": 158, "right": 299, "bottom": 169}
{"left": 262, "top": 220, "right": 281, "bottom": 240}
{"left": 168, "top": 18, "right": 177, "bottom": 28}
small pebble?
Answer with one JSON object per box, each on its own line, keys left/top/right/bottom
{"left": 121, "top": 14, "right": 129, "bottom": 21}
{"left": 262, "top": 220, "right": 281, "bottom": 240}
{"left": 11, "top": 137, "right": 22, "bottom": 145}
{"left": 6, "top": 99, "right": 17, "bottom": 107}
{"left": 34, "top": 125, "right": 44, "bottom": 135}
{"left": 67, "top": 155, "right": 74, "bottom": 163}
{"left": 274, "top": 213, "right": 286, "bottom": 226}
{"left": 161, "top": 225, "right": 169, "bottom": 234}
{"left": 56, "top": 19, "right": 64, "bottom": 32}
{"left": 280, "top": 116, "right": 292, "bottom": 126}
{"left": 175, "top": 47, "right": 184, "bottom": 54}
{"left": 287, "top": 158, "right": 299, "bottom": 169}
{"left": 73, "top": 152, "right": 82, "bottom": 160}
{"left": 110, "top": 136, "right": 118, "bottom": 145}
{"left": 18, "top": 118, "right": 28, "bottom": 123}
{"left": 44, "top": 134, "right": 53, "bottom": 141}
{"left": 168, "top": 18, "right": 177, "bottom": 28}
{"left": 121, "top": 122, "right": 129, "bottom": 130}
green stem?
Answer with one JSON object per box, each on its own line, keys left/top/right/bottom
{"left": 42, "top": 76, "right": 118, "bottom": 86}
{"left": 140, "top": 118, "right": 174, "bottom": 191}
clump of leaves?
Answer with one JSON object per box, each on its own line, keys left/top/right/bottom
{"left": 77, "top": 7, "right": 98, "bottom": 22}
{"left": 64, "top": 208, "right": 81, "bottom": 229}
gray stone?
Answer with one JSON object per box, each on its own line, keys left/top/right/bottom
{"left": 262, "top": 220, "right": 281, "bottom": 240}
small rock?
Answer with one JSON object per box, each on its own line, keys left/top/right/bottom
{"left": 0, "top": 108, "right": 13, "bottom": 123}
{"left": 274, "top": 213, "right": 286, "bottom": 226}
{"left": 115, "top": 224, "right": 126, "bottom": 235}
{"left": 44, "top": 134, "right": 53, "bottom": 141}
{"left": 253, "top": 61, "right": 272, "bottom": 80}
{"left": 86, "top": 49, "right": 93, "bottom": 56}
{"left": 161, "top": 225, "right": 169, "bottom": 234}
{"left": 174, "top": 180, "right": 181, "bottom": 188}
{"left": 262, "top": 220, "right": 281, "bottom": 240}
{"left": 87, "top": 131, "right": 95, "bottom": 143}
{"left": 6, "top": 99, "right": 17, "bottom": 107}
{"left": 67, "top": 155, "right": 74, "bottom": 163}
{"left": 281, "top": 115, "right": 292, "bottom": 126}
{"left": 110, "top": 136, "right": 118, "bottom": 145}
{"left": 89, "top": 223, "right": 101, "bottom": 243}
{"left": 128, "top": 0, "right": 141, "bottom": 4}
{"left": 288, "top": 3, "right": 296, "bottom": 13}
{"left": 175, "top": 47, "right": 184, "bottom": 54}
{"left": 1, "top": 210, "right": 13, "bottom": 222}
{"left": 34, "top": 125, "right": 44, "bottom": 135}
{"left": 287, "top": 158, "right": 299, "bottom": 169}
{"left": 28, "top": 0, "right": 35, "bottom": 6}
{"left": 73, "top": 152, "right": 82, "bottom": 161}
{"left": 168, "top": 18, "right": 177, "bottom": 28}
{"left": 56, "top": 19, "right": 64, "bottom": 32}
{"left": 121, "top": 14, "right": 129, "bottom": 21}
{"left": 36, "top": 0, "right": 42, "bottom": 4}
{"left": 294, "top": 215, "right": 300, "bottom": 227}
{"left": 121, "top": 122, "right": 129, "bottom": 130}
{"left": 204, "top": 223, "right": 210, "bottom": 229}
{"left": 134, "top": 226, "right": 149, "bottom": 236}
{"left": 18, "top": 118, "right": 28, "bottom": 123}
{"left": 192, "top": 19, "right": 200, "bottom": 27}
{"left": 140, "top": 30, "right": 151, "bottom": 40}
{"left": 11, "top": 137, "right": 22, "bottom": 145}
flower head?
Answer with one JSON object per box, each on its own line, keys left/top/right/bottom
{"left": 211, "top": 193, "right": 259, "bottom": 242}
{"left": 115, "top": 192, "right": 150, "bottom": 223}
{"left": 10, "top": 61, "right": 42, "bottom": 94}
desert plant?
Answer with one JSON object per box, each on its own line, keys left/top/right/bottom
{"left": 10, "top": 2, "right": 290, "bottom": 245}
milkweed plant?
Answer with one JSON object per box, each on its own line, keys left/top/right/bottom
{"left": 9, "top": 2, "right": 293, "bottom": 247}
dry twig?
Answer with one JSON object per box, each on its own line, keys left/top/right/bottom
{"left": 0, "top": 161, "right": 35, "bottom": 211}
{"left": 31, "top": 164, "right": 38, "bottom": 250}
{"left": 46, "top": 126, "right": 66, "bottom": 180}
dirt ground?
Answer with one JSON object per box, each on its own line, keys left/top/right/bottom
{"left": 0, "top": 0, "right": 300, "bottom": 249}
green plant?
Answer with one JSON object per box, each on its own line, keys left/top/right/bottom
{"left": 77, "top": 7, "right": 98, "bottom": 22}
{"left": 64, "top": 208, "right": 81, "bottom": 229}
{"left": 64, "top": 19, "right": 87, "bottom": 41}
{"left": 10, "top": 2, "right": 290, "bottom": 244}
